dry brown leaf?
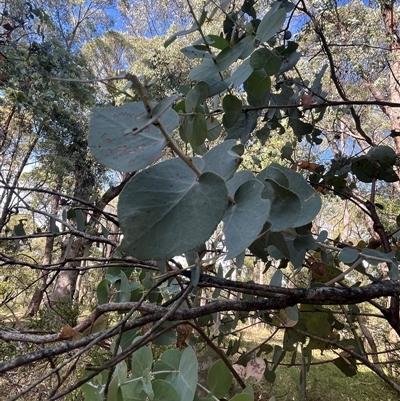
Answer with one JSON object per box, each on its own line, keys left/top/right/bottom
{"left": 176, "top": 323, "right": 193, "bottom": 347}
{"left": 60, "top": 324, "right": 83, "bottom": 340}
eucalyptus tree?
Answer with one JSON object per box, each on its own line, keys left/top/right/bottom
{"left": 0, "top": 0, "right": 128, "bottom": 317}
{"left": 292, "top": 0, "right": 400, "bottom": 373}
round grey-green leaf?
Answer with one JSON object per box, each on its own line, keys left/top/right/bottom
{"left": 339, "top": 248, "right": 359, "bottom": 265}
{"left": 89, "top": 102, "right": 178, "bottom": 172}
{"left": 202, "top": 139, "right": 244, "bottom": 180}
{"left": 223, "top": 180, "right": 270, "bottom": 260}
{"left": 153, "top": 380, "right": 179, "bottom": 401}
{"left": 118, "top": 158, "right": 228, "bottom": 260}
{"left": 207, "top": 360, "right": 232, "bottom": 398}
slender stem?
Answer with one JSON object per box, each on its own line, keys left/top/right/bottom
{"left": 188, "top": 321, "right": 246, "bottom": 389}
{"left": 325, "top": 258, "right": 363, "bottom": 286}
{"left": 155, "top": 121, "right": 202, "bottom": 177}
{"left": 197, "top": 383, "right": 219, "bottom": 401}
{"left": 126, "top": 73, "right": 152, "bottom": 115}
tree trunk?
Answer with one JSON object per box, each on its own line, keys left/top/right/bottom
{"left": 47, "top": 164, "right": 133, "bottom": 322}
{"left": 47, "top": 148, "right": 95, "bottom": 322}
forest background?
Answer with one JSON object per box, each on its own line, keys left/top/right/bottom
{"left": 2, "top": 0, "right": 400, "bottom": 400}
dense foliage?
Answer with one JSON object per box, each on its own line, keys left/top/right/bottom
{"left": 2, "top": 0, "right": 400, "bottom": 400}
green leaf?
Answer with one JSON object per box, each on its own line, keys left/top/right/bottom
{"left": 246, "top": 70, "right": 271, "bottom": 98}
{"left": 215, "top": 36, "right": 254, "bottom": 69}
{"left": 272, "top": 345, "right": 285, "bottom": 367}
{"left": 259, "top": 163, "right": 322, "bottom": 228}
{"left": 226, "top": 171, "right": 255, "bottom": 198}
{"left": 118, "top": 158, "right": 228, "bottom": 260}
{"left": 207, "top": 360, "right": 233, "bottom": 398}
{"left": 231, "top": 58, "right": 254, "bottom": 88}
{"left": 120, "top": 329, "right": 139, "bottom": 352}
{"left": 223, "top": 95, "right": 243, "bottom": 128}
{"left": 141, "top": 370, "right": 153, "bottom": 400}
{"left": 256, "top": 3, "right": 287, "bottom": 43}
{"left": 96, "top": 279, "right": 109, "bottom": 305}
{"left": 75, "top": 210, "right": 85, "bottom": 232}
{"left": 223, "top": 180, "right": 271, "bottom": 260}
{"left": 268, "top": 231, "right": 290, "bottom": 259}
{"left": 89, "top": 102, "right": 178, "bottom": 172}
{"left": 190, "top": 37, "right": 253, "bottom": 81}
{"left": 226, "top": 111, "right": 258, "bottom": 143}
{"left": 13, "top": 221, "right": 26, "bottom": 236}
{"left": 191, "top": 264, "right": 202, "bottom": 286}
{"left": 283, "top": 329, "right": 305, "bottom": 352}
{"left": 250, "top": 48, "right": 281, "bottom": 75}
{"left": 153, "top": 380, "right": 180, "bottom": 401}
{"left": 154, "top": 349, "right": 181, "bottom": 380}
{"left": 202, "top": 139, "right": 244, "bottom": 180}
{"left": 131, "top": 344, "right": 153, "bottom": 379}
{"left": 49, "top": 217, "right": 60, "bottom": 234}
{"left": 114, "top": 360, "right": 128, "bottom": 386}
{"left": 229, "top": 393, "right": 254, "bottom": 401}
{"left": 317, "top": 230, "right": 328, "bottom": 242}
{"left": 279, "top": 305, "right": 299, "bottom": 327}
{"left": 264, "top": 367, "right": 276, "bottom": 383}
{"left": 303, "top": 308, "right": 332, "bottom": 338}
{"left": 339, "top": 248, "right": 359, "bottom": 264}
{"left": 165, "top": 9, "right": 207, "bottom": 47}
{"left": 368, "top": 145, "right": 396, "bottom": 165}
{"left": 181, "top": 113, "right": 208, "bottom": 146}
{"left": 333, "top": 356, "right": 357, "bottom": 377}
{"left": 270, "top": 269, "right": 283, "bottom": 286}
{"left": 106, "top": 265, "right": 134, "bottom": 284}
{"left": 311, "top": 64, "right": 328, "bottom": 95}
{"left": 242, "top": 385, "right": 255, "bottom": 398}
{"left": 264, "top": 181, "right": 301, "bottom": 231}
{"left": 81, "top": 372, "right": 104, "bottom": 401}
{"left": 118, "top": 271, "right": 131, "bottom": 303}
{"left": 293, "top": 233, "right": 316, "bottom": 251}
{"left": 206, "top": 116, "right": 222, "bottom": 141}
{"left": 181, "top": 46, "right": 214, "bottom": 59}
{"left": 153, "top": 329, "right": 176, "bottom": 346}
{"left": 168, "top": 347, "right": 198, "bottom": 401}
{"left": 236, "top": 251, "right": 246, "bottom": 268}
{"left": 121, "top": 381, "right": 146, "bottom": 401}
{"left": 361, "top": 249, "right": 396, "bottom": 266}
{"left": 185, "top": 82, "right": 209, "bottom": 112}
{"left": 289, "top": 118, "right": 314, "bottom": 141}
{"left": 67, "top": 208, "right": 75, "bottom": 219}
{"left": 206, "top": 34, "right": 230, "bottom": 50}
{"left": 202, "top": 74, "right": 232, "bottom": 97}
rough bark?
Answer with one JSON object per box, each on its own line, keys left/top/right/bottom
{"left": 48, "top": 167, "right": 134, "bottom": 316}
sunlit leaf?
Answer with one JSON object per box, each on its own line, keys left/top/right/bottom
{"left": 256, "top": 3, "right": 287, "bottom": 43}
{"left": 89, "top": 102, "right": 178, "bottom": 172}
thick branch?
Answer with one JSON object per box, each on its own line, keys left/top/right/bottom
{"left": 1, "top": 279, "right": 400, "bottom": 373}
